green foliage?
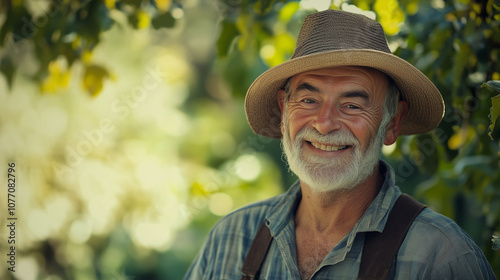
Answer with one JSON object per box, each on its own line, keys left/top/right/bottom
{"left": 485, "top": 81, "right": 500, "bottom": 140}
{"left": 0, "top": 0, "right": 179, "bottom": 95}
{"left": 494, "top": 235, "right": 500, "bottom": 250}
{"left": 390, "top": 0, "right": 500, "bottom": 273}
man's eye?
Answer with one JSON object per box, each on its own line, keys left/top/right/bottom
{"left": 302, "top": 99, "right": 316, "bottom": 104}
{"left": 346, "top": 104, "right": 360, "bottom": 109}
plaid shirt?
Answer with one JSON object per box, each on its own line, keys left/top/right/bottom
{"left": 184, "top": 161, "right": 496, "bottom": 279}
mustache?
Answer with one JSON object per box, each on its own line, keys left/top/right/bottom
{"left": 295, "top": 127, "right": 359, "bottom": 146}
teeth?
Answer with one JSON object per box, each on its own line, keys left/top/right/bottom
{"left": 311, "top": 142, "right": 347, "bottom": 151}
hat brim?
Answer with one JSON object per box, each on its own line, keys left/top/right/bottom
{"left": 245, "top": 49, "right": 445, "bottom": 139}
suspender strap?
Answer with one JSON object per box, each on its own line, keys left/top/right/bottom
{"left": 241, "top": 221, "right": 273, "bottom": 280}
{"left": 240, "top": 194, "right": 426, "bottom": 280}
{"left": 358, "top": 194, "right": 426, "bottom": 280}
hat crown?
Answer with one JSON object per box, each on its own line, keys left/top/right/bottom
{"left": 292, "top": 10, "right": 391, "bottom": 59}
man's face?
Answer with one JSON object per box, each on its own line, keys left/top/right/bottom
{"left": 278, "top": 66, "right": 392, "bottom": 193}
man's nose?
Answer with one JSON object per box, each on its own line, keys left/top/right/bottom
{"left": 313, "top": 103, "right": 342, "bottom": 135}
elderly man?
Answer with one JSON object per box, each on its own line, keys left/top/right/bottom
{"left": 184, "top": 9, "right": 496, "bottom": 279}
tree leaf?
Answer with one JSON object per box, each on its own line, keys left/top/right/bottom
{"left": 152, "top": 12, "right": 176, "bottom": 29}
{"left": 374, "top": 0, "right": 405, "bottom": 36}
{"left": 82, "top": 64, "right": 112, "bottom": 97}
{"left": 41, "top": 60, "right": 71, "bottom": 93}
{"left": 0, "top": 56, "right": 15, "bottom": 89}
{"left": 136, "top": 10, "right": 151, "bottom": 29}
{"left": 485, "top": 80, "right": 500, "bottom": 92}
{"left": 484, "top": 81, "right": 500, "bottom": 140}
{"left": 489, "top": 97, "right": 500, "bottom": 140}
{"left": 493, "top": 235, "right": 500, "bottom": 250}
{"left": 216, "top": 20, "right": 239, "bottom": 57}
{"left": 278, "top": 2, "right": 300, "bottom": 22}
{"left": 154, "top": 0, "right": 172, "bottom": 13}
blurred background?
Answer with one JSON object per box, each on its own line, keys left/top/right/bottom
{"left": 0, "top": 0, "right": 499, "bottom": 279}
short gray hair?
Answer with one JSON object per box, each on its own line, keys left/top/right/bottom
{"left": 380, "top": 79, "right": 401, "bottom": 128}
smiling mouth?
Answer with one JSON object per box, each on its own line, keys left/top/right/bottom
{"left": 307, "top": 141, "right": 350, "bottom": 152}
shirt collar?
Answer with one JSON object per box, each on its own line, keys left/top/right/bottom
{"left": 265, "top": 180, "right": 302, "bottom": 236}
{"left": 353, "top": 161, "right": 401, "bottom": 233}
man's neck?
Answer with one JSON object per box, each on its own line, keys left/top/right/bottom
{"left": 293, "top": 167, "right": 384, "bottom": 279}
{"left": 294, "top": 166, "right": 383, "bottom": 238}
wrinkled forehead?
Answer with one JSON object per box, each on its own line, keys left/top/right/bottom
{"left": 289, "top": 66, "right": 389, "bottom": 86}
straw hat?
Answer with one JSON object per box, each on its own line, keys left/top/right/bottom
{"left": 245, "top": 9, "right": 444, "bottom": 139}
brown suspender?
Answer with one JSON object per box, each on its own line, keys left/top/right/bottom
{"left": 241, "top": 221, "right": 274, "bottom": 280}
{"left": 241, "top": 194, "right": 426, "bottom": 280}
{"left": 358, "top": 194, "right": 426, "bottom": 279}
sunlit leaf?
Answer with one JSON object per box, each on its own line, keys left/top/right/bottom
{"left": 261, "top": 32, "right": 295, "bottom": 67}
{"left": 353, "top": 0, "right": 371, "bottom": 10}
{"left": 488, "top": 95, "right": 500, "bottom": 140}
{"left": 217, "top": 20, "right": 239, "bottom": 57}
{"left": 41, "top": 60, "right": 71, "bottom": 93}
{"left": 485, "top": 80, "right": 500, "bottom": 92}
{"left": 483, "top": 81, "right": 500, "bottom": 140}
{"left": 81, "top": 50, "right": 93, "bottom": 65}
{"left": 71, "top": 35, "right": 82, "bottom": 50}
{"left": 136, "top": 10, "right": 151, "bottom": 29}
{"left": 236, "top": 14, "right": 250, "bottom": 51}
{"left": 104, "top": 0, "right": 117, "bottom": 9}
{"left": 190, "top": 181, "right": 211, "bottom": 198}
{"left": 82, "top": 65, "right": 113, "bottom": 97}
{"left": 154, "top": 0, "right": 172, "bottom": 13}
{"left": 374, "top": 0, "right": 405, "bottom": 36}
{"left": 279, "top": 2, "right": 300, "bottom": 22}
{"left": 405, "top": 0, "right": 419, "bottom": 15}
{"left": 448, "top": 126, "right": 474, "bottom": 150}
{"left": 128, "top": 10, "right": 151, "bottom": 29}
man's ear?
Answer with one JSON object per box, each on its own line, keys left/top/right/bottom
{"left": 384, "top": 100, "right": 408, "bottom": 145}
{"left": 277, "top": 89, "right": 286, "bottom": 134}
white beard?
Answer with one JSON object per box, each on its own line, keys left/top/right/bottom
{"left": 281, "top": 118, "right": 387, "bottom": 194}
